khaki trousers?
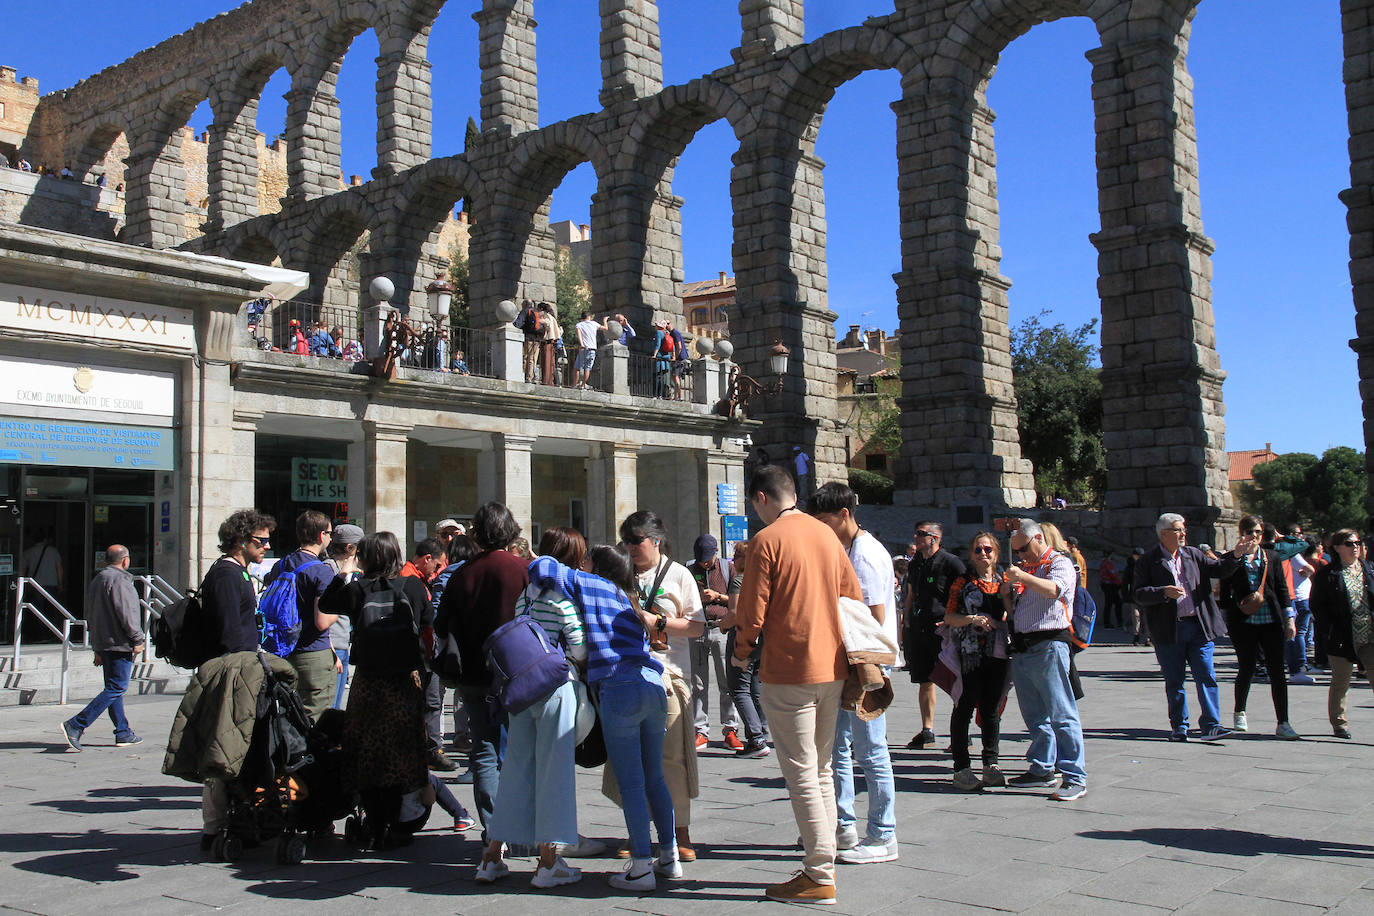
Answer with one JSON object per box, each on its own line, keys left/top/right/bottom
{"left": 761, "top": 679, "right": 845, "bottom": 885}
{"left": 1328, "top": 643, "right": 1374, "bottom": 728}
{"left": 290, "top": 648, "right": 338, "bottom": 722}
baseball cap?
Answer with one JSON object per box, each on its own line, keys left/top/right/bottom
{"left": 436, "top": 518, "right": 464, "bottom": 534}
{"left": 694, "top": 534, "right": 719, "bottom": 563}
{"left": 333, "top": 524, "right": 364, "bottom": 546}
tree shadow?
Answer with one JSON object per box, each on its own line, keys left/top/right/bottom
{"left": 1079, "top": 827, "right": 1374, "bottom": 860}
{"left": 38, "top": 784, "right": 202, "bottom": 814}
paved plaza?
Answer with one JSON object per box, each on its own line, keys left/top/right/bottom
{"left": 3, "top": 636, "right": 1374, "bottom": 915}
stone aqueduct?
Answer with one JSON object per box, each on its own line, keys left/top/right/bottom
{"left": 20, "top": 0, "right": 1374, "bottom": 541}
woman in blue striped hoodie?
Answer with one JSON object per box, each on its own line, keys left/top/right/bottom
{"left": 528, "top": 545, "right": 681, "bottom": 892}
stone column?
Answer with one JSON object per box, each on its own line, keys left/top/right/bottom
{"left": 1089, "top": 33, "right": 1233, "bottom": 545}
{"left": 736, "top": 0, "right": 804, "bottom": 61}
{"left": 698, "top": 447, "right": 744, "bottom": 543}
{"left": 228, "top": 410, "right": 260, "bottom": 519}
{"left": 599, "top": 0, "right": 663, "bottom": 107}
{"left": 122, "top": 131, "right": 190, "bottom": 250}
{"left": 692, "top": 358, "right": 719, "bottom": 406}
{"left": 364, "top": 421, "right": 410, "bottom": 538}
{"left": 891, "top": 90, "right": 1035, "bottom": 515}
{"left": 598, "top": 341, "right": 629, "bottom": 394}
{"left": 588, "top": 184, "right": 653, "bottom": 337}
{"left": 1343, "top": 0, "right": 1374, "bottom": 525}
{"left": 284, "top": 78, "right": 342, "bottom": 201}
{"left": 729, "top": 137, "right": 846, "bottom": 487}
{"left": 206, "top": 94, "right": 260, "bottom": 232}
{"left": 474, "top": 0, "right": 538, "bottom": 136}
{"left": 467, "top": 214, "right": 526, "bottom": 327}
{"left": 346, "top": 437, "right": 367, "bottom": 526}
{"left": 587, "top": 442, "right": 639, "bottom": 545}
{"left": 374, "top": 34, "right": 433, "bottom": 178}
{"left": 496, "top": 434, "right": 536, "bottom": 536}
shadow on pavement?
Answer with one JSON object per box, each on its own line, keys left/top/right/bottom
{"left": 1079, "top": 827, "right": 1374, "bottom": 860}
{"left": 39, "top": 784, "right": 202, "bottom": 814}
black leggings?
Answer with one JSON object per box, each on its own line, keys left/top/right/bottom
{"left": 949, "top": 656, "right": 1009, "bottom": 771}
{"left": 1232, "top": 621, "right": 1288, "bottom": 721}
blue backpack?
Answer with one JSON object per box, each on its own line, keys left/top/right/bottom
{"left": 482, "top": 615, "right": 569, "bottom": 715}
{"left": 258, "top": 557, "right": 323, "bottom": 657}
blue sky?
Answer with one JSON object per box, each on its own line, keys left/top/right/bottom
{"left": 3, "top": 1, "right": 1359, "bottom": 457}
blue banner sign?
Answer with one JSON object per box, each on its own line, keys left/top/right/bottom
{"left": 0, "top": 416, "right": 174, "bottom": 470}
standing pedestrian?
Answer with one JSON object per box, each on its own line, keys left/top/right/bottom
{"left": 322, "top": 524, "right": 364, "bottom": 710}
{"left": 61, "top": 545, "right": 144, "bottom": 751}
{"left": 1099, "top": 551, "right": 1123, "bottom": 630}
{"left": 687, "top": 533, "right": 741, "bottom": 749}
{"left": 1311, "top": 528, "right": 1374, "bottom": 738}
{"left": 261, "top": 510, "right": 339, "bottom": 720}
{"left": 733, "top": 466, "right": 862, "bottom": 905}
{"left": 901, "top": 521, "right": 965, "bottom": 749}
{"left": 719, "top": 541, "right": 769, "bottom": 757}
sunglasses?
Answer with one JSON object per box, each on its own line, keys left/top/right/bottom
{"left": 249, "top": 535, "right": 271, "bottom": 547}
{"left": 973, "top": 546, "right": 996, "bottom": 555}
{"left": 1342, "top": 539, "right": 1362, "bottom": 547}
{"left": 623, "top": 534, "right": 652, "bottom": 546}
{"left": 915, "top": 530, "right": 940, "bottom": 540}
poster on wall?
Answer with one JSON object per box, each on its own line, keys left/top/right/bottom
{"left": 291, "top": 457, "right": 347, "bottom": 503}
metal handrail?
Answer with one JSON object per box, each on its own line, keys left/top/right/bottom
{"left": 11, "top": 577, "right": 87, "bottom": 705}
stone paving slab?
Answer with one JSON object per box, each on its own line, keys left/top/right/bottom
{"left": 3, "top": 638, "right": 1374, "bottom": 913}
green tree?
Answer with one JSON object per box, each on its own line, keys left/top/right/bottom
{"left": 1011, "top": 311, "right": 1105, "bottom": 506}
{"left": 554, "top": 247, "right": 590, "bottom": 344}
{"left": 1241, "top": 447, "right": 1367, "bottom": 533}
{"left": 461, "top": 116, "right": 479, "bottom": 215}
{"left": 446, "top": 242, "right": 470, "bottom": 329}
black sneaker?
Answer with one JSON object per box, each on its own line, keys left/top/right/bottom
{"left": 1335, "top": 726, "right": 1353, "bottom": 739}
{"left": 907, "top": 728, "right": 936, "bottom": 750}
{"left": 1007, "top": 771, "right": 1059, "bottom": 789}
{"left": 114, "top": 733, "right": 143, "bottom": 747}
{"left": 427, "top": 749, "right": 458, "bottom": 771}
{"left": 738, "top": 739, "right": 771, "bottom": 759}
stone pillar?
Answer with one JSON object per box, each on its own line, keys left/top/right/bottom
{"left": 491, "top": 433, "right": 536, "bottom": 536}
{"left": 346, "top": 437, "right": 367, "bottom": 526}
{"left": 699, "top": 447, "right": 744, "bottom": 543}
{"left": 598, "top": 341, "right": 629, "bottom": 394}
{"left": 891, "top": 90, "right": 1035, "bottom": 514}
{"left": 599, "top": 0, "right": 663, "bottom": 107}
{"left": 228, "top": 410, "right": 260, "bottom": 519}
{"left": 1343, "top": 0, "right": 1374, "bottom": 526}
{"left": 736, "top": 0, "right": 804, "bottom": 61}
{"left": 493, "top": 326, "right": 527, "bottom": 382}
{"left": 284, "top": 79, "right": 342, "bottom": 201}
{"left": 468, "top": 214, "right": 527, "bottom": 327}
{"left": 1089, "top": 33, "right": 1233, "bottom": 545}
{"left": 206, "top": 94, "right": 260, "bottom": 232}
{"left": 123, "top": 131, "right": 190, "bottom": 249}
{"left": 587, "top": 442, "right": 639, "bottom": 545}
{"left": 729, "top": 137, "right": 846, "bottom": 487}
{"left": 364, "top": 421, "right": 410, "bottom": 538}
{"left": 374, "top": 34, "right": 433, "bottom": 178}
{"left": 588, "top": 185, "right": 653, "bottom": 337}
{"left": 692, "top": 358, "right": 719, "bottom": 406}
{"left": 474, "top": 0, "right": 538, "bottom": 136}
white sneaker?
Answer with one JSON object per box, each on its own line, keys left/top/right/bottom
{"left": 837, "top": 839, "right": 899, "bottom": 864}
{"left": 836, "top": 825, "right": 860, "bottom": 850}
{"left": 474, "top": 857, "right": 510, "bottom": 884}
{"left": 654, "top": 851, "right": 683, "bottom": 879}
{"left": 531, "top": 856, "right": 581, "bottom": 888}
{"left": 1276, "top": 721, "right": 1301, "bottom": 740}
{"left": 557, "top": 835, "right": 607, "bottom": 857}
{"left": 1233, "top": 711, "right": 1248, "bottom": 732}
{"left": 609, "top": 859, "right": 656, "bottom": 892}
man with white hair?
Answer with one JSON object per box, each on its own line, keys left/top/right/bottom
{"left": 1000, "top": 520, "right": 1087, "bottom": 800}
{"left": 1133, "top": 512, "right": 1253, "bottom": 742}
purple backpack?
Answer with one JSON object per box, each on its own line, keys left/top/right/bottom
{"left": 482, "top": 616, "right": 570, "bottom": 715}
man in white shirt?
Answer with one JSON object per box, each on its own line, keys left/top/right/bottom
{"left": 573, "top": 312, "right": 606, "bottom": 390}
{"left": 809, "top": 482, "right": 898, "bottom": 864}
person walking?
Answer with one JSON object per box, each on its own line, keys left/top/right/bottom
{"left": 1220, "top": 515, "right": 1299, "bottom": 739}
{"left": 1134, "top": 513, "right": 1252, "bottom": 742}
{"left": 1311, "top": 528, "right": 1374, "bottom": 738}
{"left": 733, "top": 465, "right": 863, "bottom": 905}
{"left": 61, "top": 545, "right": 144, "bottom": 751}
{"left": 941, "top": 532, "right": 1011, "bottom": 792}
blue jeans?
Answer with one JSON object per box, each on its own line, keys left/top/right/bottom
{"left": 833, "top": 709, "right": 896, "bottom": 842}
{"left": 69, "top": 652, "right": 134, "bottom": 738}
{"left": 488, "top": 680, "right": 579, "bottom": 846}
{"left": 1287, "top": 599, "right": 1312, "bottom": 673}
{"left": 460, "top": 685, "right": 507, "bottom": 840}
{"left": 1010, "top": 640, "right": 1086, "bottom": 786}
{"left": 332, "top": 648, "right": 349, "bottom": 709}
{"left": 600, "top": 672, "right": 675, "bottom": 859}
{"left": 1152, "top": 616, "right": 1220, "bottom": 733}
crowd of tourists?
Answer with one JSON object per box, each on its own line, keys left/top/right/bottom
{"left": 58, "top": 463, "right": 1374, "bottom": 906}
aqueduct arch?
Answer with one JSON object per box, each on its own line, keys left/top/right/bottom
{"left": 22, "top": 0, "right": 1374, "bottom": 543}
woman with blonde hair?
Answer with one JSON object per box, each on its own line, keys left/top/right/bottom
{"left": 941, "top": 532, "right": 1011, "bottom": 791}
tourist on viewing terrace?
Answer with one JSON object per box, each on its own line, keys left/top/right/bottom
{"left": 1220, "top": 516, "right": 1299, "bottom": 739}
{"left": 1311, "top": 527, "right": 1374, "bottom": 739}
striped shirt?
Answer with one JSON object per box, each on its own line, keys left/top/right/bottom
{"left": 515, "top": 586, "right": 588, "bottom": 662}
{"left": 527, "top": 556, "right": 662, "bottom": 686}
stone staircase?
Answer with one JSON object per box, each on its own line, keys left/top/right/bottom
{"left": 0, "top": 644, "right": 192, "bottom": 706}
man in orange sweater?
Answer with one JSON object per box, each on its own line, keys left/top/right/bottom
{"left": 734, "top": 464, "right": 863, "bottom": 906}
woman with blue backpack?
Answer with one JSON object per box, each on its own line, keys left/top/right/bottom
{"left": 525, "top": 543, "right": 683, "bottom": 892}
{"left": 475, "top": 527, "right": 589, "bottom": 888}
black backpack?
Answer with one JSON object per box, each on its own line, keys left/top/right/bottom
{"left": 151, "top": 589, "right": 214, "bottom": 670}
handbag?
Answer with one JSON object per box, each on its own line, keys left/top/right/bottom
{"left": 572, "top": 679, "right": 607, "bottom": 768}
{"left": 1240, "top": 555, "right": 1267, "bottom": 616}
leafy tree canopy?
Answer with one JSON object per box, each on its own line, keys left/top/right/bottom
{"left": 1011, "top": 311, "right": 1105, "bottom": 506}
{"left": 1240, "top": 447, "right": 1367, "bottom": 534}
{"left": 554, "top": 248, "right": 591, "bottom": 345}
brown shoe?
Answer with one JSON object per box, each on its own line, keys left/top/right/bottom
{"left": 675, "top": 828, "right": 696, "bottom": 861}
{"left": 765, "top": 871, "right": 836, "bottom": 905}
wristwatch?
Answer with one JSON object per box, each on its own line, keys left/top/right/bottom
{"left": 655, "top": 615, "right": 668, "bottom": 634}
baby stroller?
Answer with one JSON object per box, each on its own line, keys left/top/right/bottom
{"left": 209, "top": 658, "right": 318, "bottom": 864}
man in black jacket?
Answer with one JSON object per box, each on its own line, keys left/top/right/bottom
{"left": 900, "top": 521, "right": 965, "bottom": 749}
{"left": 1134, "top": 512, "right": 1254, "bottom": 742}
